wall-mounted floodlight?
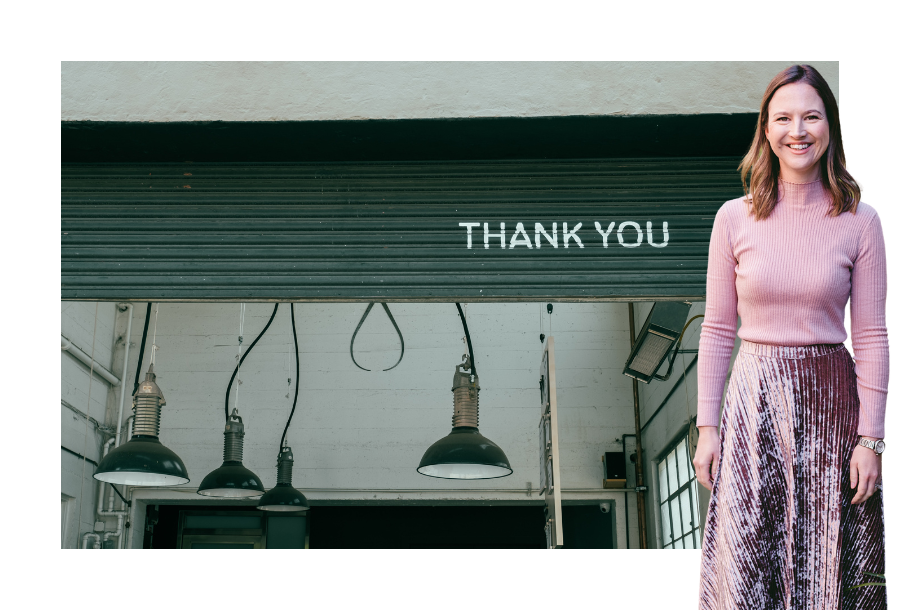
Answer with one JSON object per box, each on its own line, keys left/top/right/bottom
{"left": 623, "top": 302, "right": 692, "bottom": 383}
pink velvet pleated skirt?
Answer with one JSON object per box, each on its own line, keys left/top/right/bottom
{"left": 699, "top": 341, "right": 886, "bottom": 610}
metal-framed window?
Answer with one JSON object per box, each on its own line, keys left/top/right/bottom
{"left": 657, "top": 435, "right": 700, "bottom": 549}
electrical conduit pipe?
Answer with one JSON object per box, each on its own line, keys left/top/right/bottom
{"left": 114, "top": 303, "right": 134, "bottom": 447}
{"left": 61, "top": 336, "right": 121, "bottom": 386}
{"left": 79, "top": 305, "right": 136, "bottom": 549}
{"left": 94, "top": 303, "right": 135, "bottom": 549}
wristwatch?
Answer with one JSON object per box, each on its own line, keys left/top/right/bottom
{"left": 858, "top": 437, "right": 886, "bottom": 455}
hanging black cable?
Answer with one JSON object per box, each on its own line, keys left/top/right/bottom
{"left": 257, "top": 302, "right": 310, "bottom": 512}
{"left": 455, "top": 303, "right": 477, "bottom": 377}
{"left": 224, "top": 303, "right": 279, "bottom": 420}
{"left": 280, "top": 303, "right": 300, "bottom": 450}
{"left": 110, "top": 483, "right": 132, "bottom": 507}
{"left": 132, "top": 302, "right": 153, "bottom": 396}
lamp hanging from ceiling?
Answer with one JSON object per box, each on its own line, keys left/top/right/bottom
{"left": 94, "top": 304, "right": 190, "bottom": 486}
{"left": 417, "top": 303, "right": 512, "bottom": 480}
{"left": 197, "top": 304, "right": 277, "bottom": 498}
{"left": 258, "top": 303, "right": 309, "bottom": 511}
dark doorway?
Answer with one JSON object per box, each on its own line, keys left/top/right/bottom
{"left": 310, "top": 505, "right": 546, "bottom": 549}
{"left": 145, "top": 502, "right": 615, "bottom": 549}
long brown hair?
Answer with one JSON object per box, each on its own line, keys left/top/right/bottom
{"left": 738, "top": 64, "right": 860, "bottom": 220}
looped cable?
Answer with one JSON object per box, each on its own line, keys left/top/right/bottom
{"left": 350, "top": 303, "right": 405, "bottom": 371}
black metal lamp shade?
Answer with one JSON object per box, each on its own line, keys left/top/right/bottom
{"left": 197, "top": 462, "right": 266, "bottom": 498}
{"left": 257, "top": 448, "right": 309, "bottom": 511}
{"left": 417, "top": 427, "right": 513, "bottom": 479}
{"left": 256, "top": 484, "right": 310, "bottom": 511}
{"left": 197, "top": 409, "right": 265, "bottom": 498}
{"left": 94, "top": 436, "right": 190, "bottom": 486}
{"left": 94, "top": 365, "right": 190, "bottom": 486}
{"left": 623, "top": 301, "right": 691, "bottom": 383}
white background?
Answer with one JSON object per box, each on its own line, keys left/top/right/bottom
{"left": 6, "top": 1, "right": 896, "bottom": 608}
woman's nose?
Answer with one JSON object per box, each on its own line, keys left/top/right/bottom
{"left": 790, "top": 119, "right": 807, "bottom": 138}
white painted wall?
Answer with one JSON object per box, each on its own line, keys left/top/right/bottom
{"left": 61, "top": 61, "right": 839, "bottom": 122}
{"left": 60, "top": 301, "right": 120, "bottom": 548}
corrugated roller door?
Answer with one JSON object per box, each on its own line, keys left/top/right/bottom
{"left": 61, "top": 158, "right": 743, "bottom": 301}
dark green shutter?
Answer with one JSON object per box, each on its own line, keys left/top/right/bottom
{"left": 61, "top": 158, "right": 742, "bottom": 301}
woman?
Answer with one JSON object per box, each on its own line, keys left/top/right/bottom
{"left": 693, "top": 64, "right": 887, "bottom": 609}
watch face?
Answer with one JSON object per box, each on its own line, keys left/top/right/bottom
{"left": 875, "top": 440, "right": 886, "bottom": 454}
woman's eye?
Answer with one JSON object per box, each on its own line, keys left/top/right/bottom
{"left": 806, "top": 115, "right": 823, "bottom": 121}
{"left": 775, "top": 117, "right": 789, "bottom": 122}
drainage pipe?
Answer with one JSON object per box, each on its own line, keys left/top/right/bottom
{"left": 627, "top": 303, "right": 649, "bottom": 549}
{"left": 95, "top": 301, "right": 135, "bottom": 550}
{"left": 96, "top": 438, "right": 129, "bottom": 549}
{"left": 103, "top": 515, "right": 125, "bottom": 549}
{"left": 114, "top": 303, "right": 134, "bottom": 447}
{"left": 61, "top": 335, "right": 121, "bottom": 386}
{"left": 82, "top": 533, "right": 101, "bottom": 549}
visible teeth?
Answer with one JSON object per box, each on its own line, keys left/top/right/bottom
{"left": 789, "top": 144, "right": 810, "bottom": 149}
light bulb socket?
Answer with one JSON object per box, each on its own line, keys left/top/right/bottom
{"left": 132, "top": 364, "right": 165, "bottom": 437}
{"left": 223, "top": 410, "right": 245, "bottom": 462}
{"left": 276, "top": 447, "right": 294, "bottom": 486}
{"left": 451, "top": 359, "right": 479, "bottom": 428}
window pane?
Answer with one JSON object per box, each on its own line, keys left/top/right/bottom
{"left": 677, "top": 439, "right": 690, "bottom": 487}
{"left": 658, "top": 460, "right": 668, "bottom": 500}
{"left": 683, "top": 533, "right": 694, "bottom": 549}
{"left": 679, "top": 489, "right": 693, "bottom": 535}
{"left": 664, "top": 543, "right": 672, "bottom": 549}
{"left": 674, "top": 537, "right": 683, "bottom": 549}
{"left": 667, "top": 451, "right": 679, "bottom": 496}
{"left": 671, "top": 494, "right": 683, "bottom": 536}
{"left": 660, "top": 500, "right": 672, "bottom": 544}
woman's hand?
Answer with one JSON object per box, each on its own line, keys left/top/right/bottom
{"left": 850, "top": 436, "right": 883, "bottom": 505}
{"left": 693, "top": 426, "right": 720, "bottom": 491}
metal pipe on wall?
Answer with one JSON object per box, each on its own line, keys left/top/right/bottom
{"left": 61, "top": 335, "right": 121, "bottom": 386}
{"left": 627, "top": 303, "right": 649, "bottom": 549}
{"left": 114, "top": 303, "right": 134, "bottom": 447}
{"left": 96, "top": 438, "right": 129, "bottom": 549}
{"left": 89, "top": 303, "right": 135, "bottom": 550}
{"left": 82, "top": 533, "right": 101, "bottom": 549}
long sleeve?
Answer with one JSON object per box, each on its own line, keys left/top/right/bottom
{"left": 696, "top": 206, "right": 739, "bottom": 427}
{"left": 850, "top": 211, "right": 889, "bottom": 438}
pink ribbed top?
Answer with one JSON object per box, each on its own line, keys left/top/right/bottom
{"left": 696, "top": 180, "right": 889, "bottom": 438}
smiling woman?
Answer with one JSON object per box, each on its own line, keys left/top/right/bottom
{"left": 693, "top": 65, "right": 888, "bottom": 610}
{"left": 764, "top": 83, "right": 830, "bottom": 183}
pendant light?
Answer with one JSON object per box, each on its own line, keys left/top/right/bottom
{"left": 417, "top": 303, "right": 512, "bottom": 480}
{"left": 95, "top": 305, "right": 190, "bottom": 486}
{"left": 197, "top": 408, "right": 265, "bottom": 497}
{"left": 257, "top": 447, "right": 309, "bottom": 511}
{"left": 258, "top": 303, "right": 309, "bottom": 511}
{"left": 197, "top": 304, "right": 277, "bottom": 498}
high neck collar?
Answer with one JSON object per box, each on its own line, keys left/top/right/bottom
{"left": 778, "top": 179, "right": 829, "bottom": 208}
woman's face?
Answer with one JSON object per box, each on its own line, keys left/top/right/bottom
{"left": 765, "top": 82, "right": 830, "bottom": 183}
